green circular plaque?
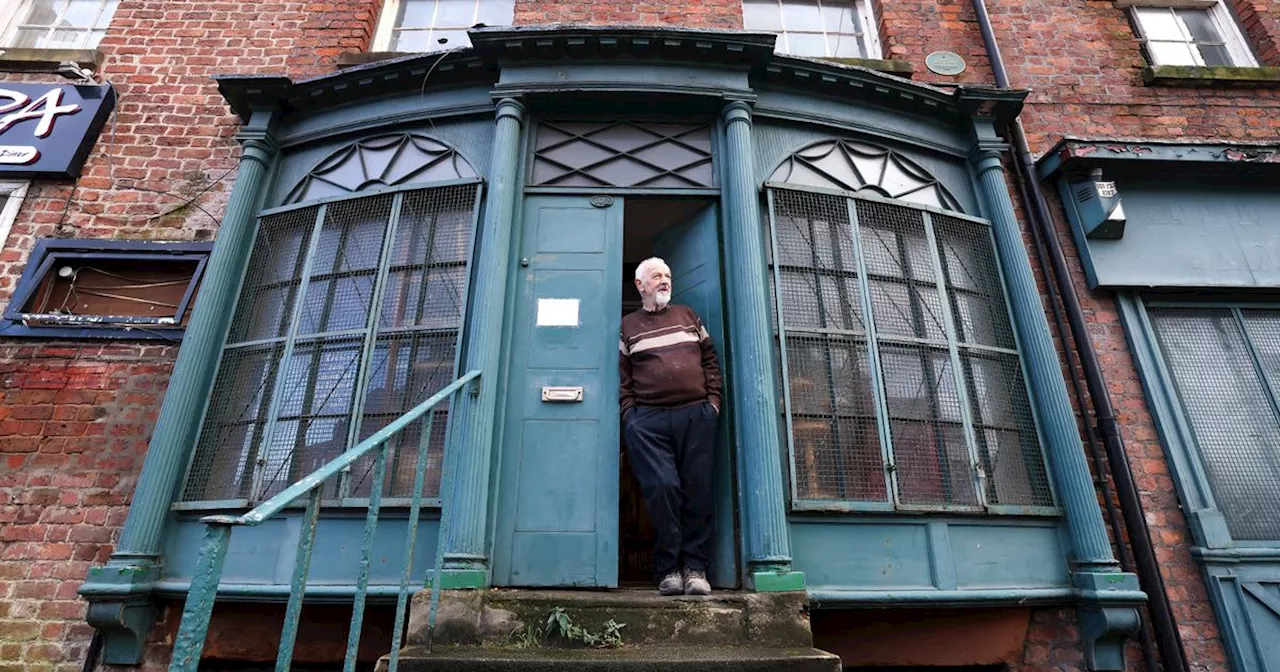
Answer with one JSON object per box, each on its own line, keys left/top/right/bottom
{"left": 925, "top": 51, "right": 966, "bottom": 76}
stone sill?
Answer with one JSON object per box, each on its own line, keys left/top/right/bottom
{"left": 816, "top": 57, "right": 915, "bottom": 76}
{"left": 1142, "top": 64, "right": 1280, "bottom": 86}
{"left": 0, "top": 47, "right": 102, "bottom": 73}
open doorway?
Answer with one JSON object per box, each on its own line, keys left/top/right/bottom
{"left": 619, "top": 197, "right": 731, "bottom": 586}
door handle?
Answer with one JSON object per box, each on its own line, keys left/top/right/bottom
{"left": 541, "top": 386, "right": 584, "bottom": 402}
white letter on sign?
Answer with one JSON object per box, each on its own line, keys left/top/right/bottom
{"left": 0, "top": 88, "right": 81, "bottom": 138}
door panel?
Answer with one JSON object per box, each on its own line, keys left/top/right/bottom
{"left": 494, "top": 195, "right": 623, "bottom": 587}
{"left": 653, "top": 203, "right": 739, "bottom": 589}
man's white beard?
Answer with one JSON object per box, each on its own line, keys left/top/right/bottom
{"left": 655, "top": 290, "right": 671, "bottom": 307}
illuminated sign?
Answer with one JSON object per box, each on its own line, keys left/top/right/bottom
{"left": 0, "top": 83, "right": 116, "bottom": 179}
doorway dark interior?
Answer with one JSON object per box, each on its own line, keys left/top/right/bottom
{"left": 619, "top": 197, "right": 716, "bottom": 585}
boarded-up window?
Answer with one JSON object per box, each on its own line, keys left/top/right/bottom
{"left": 2, "top": 239, "right": 210, "bottom": 336}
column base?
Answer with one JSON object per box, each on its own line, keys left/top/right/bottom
{"left": 80, "top": 560, "right": 161, "bottom": 665}
{"left": 1072, "top": 570, "right": 1144, "bottom": 671}
{"left": 750, "top": 570, "right": 806, "bottom": 593}
{"left": 430, "top": 568, "right": 489, "bottom": 590}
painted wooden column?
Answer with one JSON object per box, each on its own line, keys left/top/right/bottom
{"left": 720, "top": 101, "right": 804, "bottom": 592}
{"left": 80, "top": 107, "right": 280, "bottom": 665}
{"left": 970, "top": 123, "right": 1141, "bottom": 670}
{"left": 438, "top": 97, "right": 525, "bottom": 588}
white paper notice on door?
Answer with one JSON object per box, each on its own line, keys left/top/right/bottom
{"left": 536, "top": 298, "right": 580, "bottom": 327}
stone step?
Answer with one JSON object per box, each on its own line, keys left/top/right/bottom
{"left": 379, "top": 645, "right": 843, "bottom": 672}
{"left": 406, "top": 589, "right": 813, "bottom": 649}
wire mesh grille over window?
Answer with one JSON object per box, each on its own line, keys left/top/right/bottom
{"left": 285, "top": 133, "right": 478, "bottom": 205}
{"left": 769, "top": 139, "right": 965, "bottom": 213}
{"left": 531, "top": 121, "right": 715, "bottom": 188}
{"left": 1148, "top": 307, "right": 1280, "bottom": 541}
{"left": 767, "top": 187, "right": 1052, "bottom": 510}
{"left": 183, "top": 183, "right": 479, "bottom": 503}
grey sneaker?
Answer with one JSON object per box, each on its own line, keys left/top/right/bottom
{"left": 658, "top": 570, "right": 684, "bottom": 596}
{"left": 683, "top": 568, "right": 711, "bottom": 596}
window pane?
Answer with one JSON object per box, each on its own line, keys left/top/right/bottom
{"left": 743, "top": 0, "right": 784, "bottom": 31}
{"left": 1178, "top": 9, "right": 1233, "bottom": 65}
{"left": 829, "top": 33, "right": 868, "bottom": 58}
{"left": 11, "top": 28, "right": 49, "bottom": 48}
{"left": 396, "top": 0, "right": 437, "bottom": 28}
{"left": 1136, "top": 8, "right": 1184, "bottom": 40}
{"left": 821, "top": 2, "right": 860, "bottom": 33}
{"left": 784, "top": 32, "right": 828, "bottom": 56}
{"left": 1150, "top": 308, "right": 1280, "bottom": 541}
{"left": 1148, "top": 40, "right": 1199, "bottom": 65}
{"left": 788, "top": 336, "right": 886, "bottom": 501}
{"left": 17, "top": 0, "right": 61, "bottom": 26}
{"left": 435, "top": 0, "right": 476, "bottom": 27}
{"left": 191, "top": 185, "right": 477, "bottom": 503}
{"left": 880, "top": 345, "right": 977, "bottom": 507}
{"left": 63, "top": 0, "right": 103, "bottom": 28}
{"left": 391, "top": 29, "right": 433, "bottom": 52}
{"left": 782, "top": 0, "right": 825, "bottom": 31}
{"left": 97, "top": 0, "right": 119, "bottom": 29}
{"left": 432, "top": 29, "right": 470, "bottom": 50}
{"left": 476, "top": 0, "right": 515, "bottom": 26}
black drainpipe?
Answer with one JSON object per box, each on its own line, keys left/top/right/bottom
{"left": 967, "top": 2, "right": 1190, "bottom": 671}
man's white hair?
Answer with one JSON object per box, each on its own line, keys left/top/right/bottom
{"left": 635, "top": 257, "right": 669, "bottom": 281}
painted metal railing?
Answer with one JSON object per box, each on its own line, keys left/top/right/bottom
{"left": 169, "top": 369, "right": 481, "bottom": 672}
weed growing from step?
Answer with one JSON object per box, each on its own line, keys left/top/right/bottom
{"left": 544, "top": 606, "right": 626, "bottom": 648}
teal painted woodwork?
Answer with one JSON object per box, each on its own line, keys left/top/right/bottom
{"left": 492, "top": 195, "right": 623, "bottom": 587}
{"left": 721, "top": 102, "right": 799, "bottom": 587}
{"left": 1118, "top": 292, "right": 1280, "bottom": 672}
{"left": 161, "top": 515, "right": 440, "bottom": 592}
{"left": 790, "top": 518, "right": 1070, "bottom": 594}
{"left": 268, "top": 117, "right": 495, "bottom": 209}
{"left": 1055, "top": 171, "right": 1280, "bottom": 290}
{"left": 653, "top": 202, "right": 738, "bottom": 589}
{"left": 442, "top": 99, "right": 524, "bottom": 584}
{"left": 1201, "top": 566, "right": 1280, "bottom": 671}
{"left": 752, "top": 118, "right": 980, "bottom": 215}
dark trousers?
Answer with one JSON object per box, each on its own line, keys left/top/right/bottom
{"left": 623, "top": 402, "right": 718, "bottom": 579}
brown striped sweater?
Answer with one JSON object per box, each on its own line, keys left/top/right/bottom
{"left": 619, "top": 304, "right": 722, "bottom": 417}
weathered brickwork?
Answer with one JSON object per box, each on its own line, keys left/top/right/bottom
{"left": 2, "top": 0, "right": 1274, "bottom": 669}
{"left": 0, "top": 343, "right": 175, "bottom": 672}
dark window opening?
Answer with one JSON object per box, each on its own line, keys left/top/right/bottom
{"left": 2, "top": 239, "right": 212, "bottom": 339}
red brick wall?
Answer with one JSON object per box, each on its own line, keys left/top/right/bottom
{"left": 0, "top": 2, "right": 384, "bottom": 671}
{"left": 512, "top": 0, "right": 742, "bottom": 29}
{"left": 0, "top": 343, "right": 175, "bottom": 672}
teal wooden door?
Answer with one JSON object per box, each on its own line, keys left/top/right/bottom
{"left": 493, "top": 195, "right": 623, "bottom": 587}
{"left": 653, "top": 203, "right": 738, "bottom": 589}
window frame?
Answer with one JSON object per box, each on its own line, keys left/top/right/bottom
{"left": 1127, "top": 295, "right": 1280, "bottom": 547}
{"left": 765, "top": 182, "right": 1057, "bottom": 516}
{"left": 0, "top": 0, "right": 119, "bottom": 50}
{"left": 1129, "top": 1, "right": 1257, "bottom": 67}
{"left": 371, "top": 0, "right": 514, "bottom": 53}
{"left": 176, "top": 178, "right": 484, "bottom": 510}
{"left": 742, "top": 0, "right": 883, "bottom": 60}
{"left": 1, "top": 238, "right": 212, "bottom": 340}
{"left": 0, "top": 180, "right": 28, "bottom": 256}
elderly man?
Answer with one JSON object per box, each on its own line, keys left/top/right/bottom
{"left": 619, "top": 257, "right": 722, "bottom": 596}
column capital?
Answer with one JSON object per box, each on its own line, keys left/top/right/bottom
{"left": 235, "top": 107, "right": 281, "bottom": 169}
{"left": 722, "top": 100, "right": 753, "bottom": 126}
{"left": 969, "top": 142, "right": 1007, "bottom": 176}
{"left": 494, "top": 97, "right": 525, "bottom": 121}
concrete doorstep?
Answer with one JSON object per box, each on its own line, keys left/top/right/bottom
{"left": 380, "top": 589, "right": 842, "bottom": 671}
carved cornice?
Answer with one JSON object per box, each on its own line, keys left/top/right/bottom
{"left": 213, "top": 26, "right": 1028, "bottom": 128}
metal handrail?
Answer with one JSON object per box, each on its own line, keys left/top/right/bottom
{"left": 169, "top": 369, "right": 481, "bottom": 672}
